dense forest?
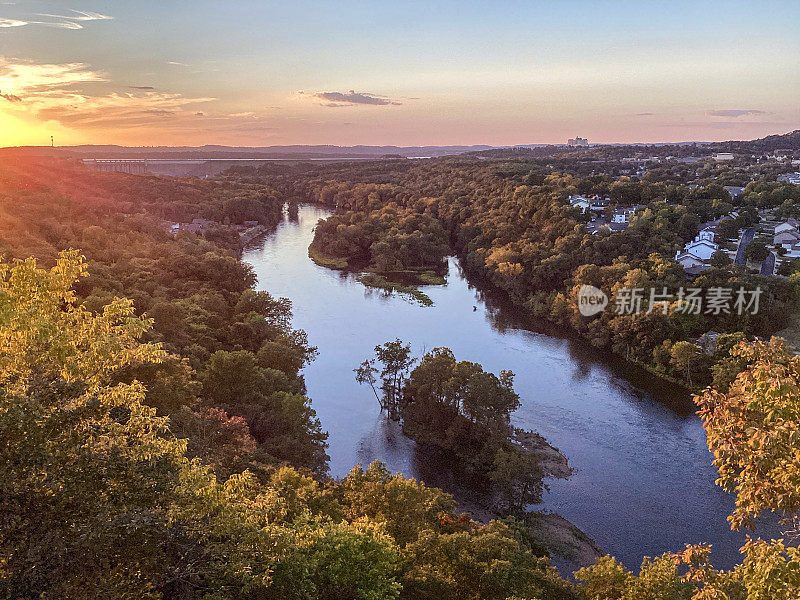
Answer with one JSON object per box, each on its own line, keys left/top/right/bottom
{"left": 235, "top": 158, "right": 800, "bottom": 391}
{"left": 1, "top": 156, "right": 798, "bottom": 598}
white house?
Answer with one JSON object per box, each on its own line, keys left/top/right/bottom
{"left": 723, "top": 186, "right": 745, "bottom": 200}
{"left": 611, "top": 205, "right": 646, "bottom": 224}
{"left": 590, "top": 196, "right": 610, "bottom": 211}
{"left": 775, "top": 219, "right": 799, "bottom": 234}
{"left": 776, "top": 230, "right": 800, "bottom": 246}
{"left": 777, "top": 172, "right": 800, "bottom": 184}
{"left": 568, "top": 195, "right": 591, "bottom": 212}
{"left": 782, "top": 242, "right": 800, "bottom": 260}
{"left": 675, "top": 226, "right": 719, "bottom": 269}
{"left": 774, "top": 219, "right": 800, "bottom": 246}
{"left": 712, "top": 153, "right": 735, "bottom": 161}
{"left": 675, "top": 252, "right": 707, "bottom": 269}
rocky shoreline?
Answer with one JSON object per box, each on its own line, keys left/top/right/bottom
{"left": 447, "top": 428, "right": 604, "bottom": 576}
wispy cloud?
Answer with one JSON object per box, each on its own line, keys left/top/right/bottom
{"left": 129, "top": 85, "right": 155, "bottom": 90}
{"left": 708, "top": 109, "right": 766, "bottom": 118}
{"left": 0, "top": 58, "right": 213, "bottom": 130}
{"left": 0, "top": 8, "right": 112, "bottom": 29}
{"left": 35, "top": 10, "right": 113, "bottom": 22}
{"left": 0, "top": 17, "right": 26, "bottom": 27}
{"left": 0, "top": 59, "right": 106, "bottom": 89}
{"left": 298, "top": 89, "right": 401, "bottom": 107}
{"left": 1, "top": 90, "right": 21, "bottom": 102}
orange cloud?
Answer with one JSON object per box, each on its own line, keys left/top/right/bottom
{"left": 0, "top": 58, "right": 214, "bottom": 133}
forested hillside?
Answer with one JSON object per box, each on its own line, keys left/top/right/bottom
{"left": 241, "top": 159, "right": 800, "bottom": 390}
{"left": 0, "top": 158, "right": 577, "bottom": 598}
{"left": 1, "top": 157, "right": 798, "bottom": 598}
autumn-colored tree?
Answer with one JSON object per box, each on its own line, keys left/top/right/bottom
{"left": 0, "top": 252, "right": 401, "bottom": 599}
{"left": 578, "top": 337, "right": 800, "bottom": 598}
{"left": 696, "top": 338, "right": 800, "bottom": 531}
{"left": 670, "top": 340, "right": 700, "bottom": 386}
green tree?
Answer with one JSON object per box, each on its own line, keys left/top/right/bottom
{"left": 0, "top": 251, "right": 403, "bottom": 599}
{"left": 202, "top": 349, "right": 329, "bottom": 473}
{"left": 709, "top": 249, "right": 732, "bottom": 268}
{"left": 670, "top": 340, "right": 700, "bottom": 386}
{"left": 745, "top": 238, "right": 770, "bottom": 262}
{"left": 0, "top": 251, "right": 182, "bottom": 597}
{"left": 489, "top": 448, "right": 546, "bottom": 512}
{"left": 356, "top": 339, "right": 415, "bottom": 419}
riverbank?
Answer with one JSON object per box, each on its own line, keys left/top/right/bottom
{"left": 357, "top": 273, "right": 434, "bottom": 306}
{"left": 243, "top": 203, "right": 770, "bottom": 571}
{"left": 455, "top": 255, "right": 699, "bottom": 397}
{"left": 308, "top": 242, "right": 446, "bottom": 306}
{"left": 308, "top": 244, "right": 349, "bottom": 269}
{"left": 449, "top": 485, "right": 604, "bottom": 575}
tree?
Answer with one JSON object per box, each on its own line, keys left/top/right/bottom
{"left": 0, "top": 251, "right": 404, "bottom": 599}
{"left": 696, "top": 338, "right": 800, "bottom": 530}
{"left": 670, "top": 340, "right": 700, "bottom": 386}
{"left": 202, "top": 350, "right": 329, "bottom": 473}
{"left": 356, "top": 339, "right": 414, "bottom": 419}
{"left": 715, "top": 218, "right": 739, "bottom": 244}
{"left": 355, "top": 359, "right": 381, "bottom": 404}
{"left": 489, "top": 448, "right": 546, "bottom": 512}
{"left": 745, "top": 238, "right": 770, "bottom": 262}
{"left": 777, "top": 257, "right": 800, "bottom": 277}
{"left": 709, "top": 249, "right": 732, "bottom": 268}
{"left": 461, "top": 368, "right": 520, "bottom": 430}
{"left": 0, "top": 251, "right": 180, "bottom": 597}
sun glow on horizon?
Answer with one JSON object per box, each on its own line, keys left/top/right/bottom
{"left": 0, "top": 1, "right": 798, "bottom": 146}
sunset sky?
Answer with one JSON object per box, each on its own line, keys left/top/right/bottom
{"left": 1, "top": 0, "right": 799, "bottom": 147}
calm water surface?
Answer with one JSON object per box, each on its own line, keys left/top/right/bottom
{"left": 243, "top": 204, "right": 777, "bottom": 571}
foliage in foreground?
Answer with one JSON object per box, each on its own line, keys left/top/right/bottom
{"left": 576, "top": 337, "right": 800, "bottom": 599}
{"left": 2, "top": 249, "right": 800, "bottom": 598}
{"left": 0, "top": 251, "right": 576, "bottom": 599}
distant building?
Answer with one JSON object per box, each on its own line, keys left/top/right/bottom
{"left": 777, "top": 172, "right": 800, "bottom": 184}
{"left": 567, "top": 137, "right": 589, "bottom": 147}
{"left": 712, "top": 153, "right": 735, "bottom": 161}
{"left": 723, "top": 185, "right": 745, "bottom": 200}
{"left": 568, "top": 194, "right": 591, "bottom": 212}
{"left": 586, "top": 219, "right": 628, "bottom": 234}
{"left": 774, "top": 219, "right": 800, "bottom": 248}
{"left": 782, "top": 242, "right": 800, "bottom": 260}
{"left": 675, "top": 226, "right": 719, "bottom": 270}
{"left": 684, "top": 264, "right": 711, "bottom": 277}
{"left": 568, "top": 194, "right": 609, "bottom": 213}
{"left": 611, "top": 205, "right": 646, "bottom": 224}
{"left": 172, "top": 217, "right": 216, "bottom": 234}
{"left": 590, "top": 196, "right": 610, "bottom": 211}
{"left": 675, "top": 253, "right": 708, "bottom": 269}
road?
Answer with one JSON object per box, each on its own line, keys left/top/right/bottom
{"left": 761, "top": 251, "right": 776, "bottom": 276}
{"left": 735, "top": 227, "right": 756, "bottom": 265}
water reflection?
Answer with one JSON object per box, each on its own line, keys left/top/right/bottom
{"left": 243, "top": 204, "right": 778, "bottom": 571}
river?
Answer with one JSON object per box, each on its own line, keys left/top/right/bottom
{"left": 243, "top": 204, "right": 778, "bottom": 572}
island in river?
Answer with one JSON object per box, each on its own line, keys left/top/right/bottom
{"left": 243, "top": 204, "right": 780, "bottom": 573}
